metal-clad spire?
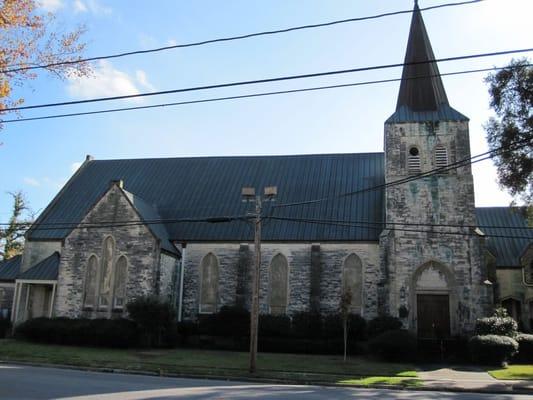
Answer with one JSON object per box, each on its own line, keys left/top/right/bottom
{"left": 395, "top": 2, "right": 449, "bottom": 112}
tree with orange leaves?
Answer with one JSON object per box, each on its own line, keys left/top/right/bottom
{"left": 0, "top": 0, "right": 90, "bottom": 112}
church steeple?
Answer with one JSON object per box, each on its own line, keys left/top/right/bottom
{"left": 387, "top": 1, "right": 467, "bottom": 122}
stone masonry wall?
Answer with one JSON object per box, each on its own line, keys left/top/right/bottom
{"left": 55, "top": 185, "right": 160, "bottom": 318}
{"left": 159, "top": 253, "right": 178, "bottom": 303}
{"left": 383, "top": 120, "right": 491, "bottom": 335}
{"left": 181, "top": 242, "right": 379, "bottom": 320}
{"left": 20, "top": 240, "right": 62, "bottom": 273}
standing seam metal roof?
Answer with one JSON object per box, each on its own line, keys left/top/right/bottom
{"left": 18, "top": 252, "right": 60, "bottom": 281}
{"left": 28, "top": 153, "right": 386, "bottom": 242}
{"left": 0, "top": 255, "right": 21, "bottom": 281}
{"left": 476, "top": 207, "right": 533, "bottom": 267}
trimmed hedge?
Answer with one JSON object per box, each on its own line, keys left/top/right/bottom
{"left": 369, "top": 329, "right": 417, "bottom": 361}
{"left": 475, "top": 313, "right": 518, "bottom": 338}
{"left": 366, "top": 315, "right": 402, "bottom": 337}
{"left": 15, "top": 317, "right": 139, "bottom": 348}
{"left": 469, "top": 334, "right": 519, "bottom": 365}
{"left": 198, "top": 306, "right": 250, "bottom": 337}
{"left": 126, "top": 296, "right": 178, "bottom": 347}
{"left": 259, "top": 314, "right": 290, "bottom": 337}
{"left": 0, "top": 317, "right": 11, "bottom": 338}
{"left": 515, "top": 334, "right": 533, "bottom": 363}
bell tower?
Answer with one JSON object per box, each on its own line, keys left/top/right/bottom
{"left": 381, "top": 2, "right": 491, "bottom": 336}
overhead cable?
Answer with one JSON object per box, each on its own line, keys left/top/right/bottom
{"left": 0, "top": 0, "right": 485, "bottom": 74}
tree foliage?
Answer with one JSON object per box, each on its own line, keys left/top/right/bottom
{"left": 0, "top": 191, "right": 33, "bottom": 260}
{"left": 0, "top": 0, "right": 90, "bottom": 112}
{"left": 484, "top": 58, "right": 533, "bottom": 206}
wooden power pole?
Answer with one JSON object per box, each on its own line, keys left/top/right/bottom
{"left": 242, "top": 186, "right": 277, "bottom": 374}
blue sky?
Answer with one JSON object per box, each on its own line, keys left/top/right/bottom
{"left": 1, "top": 0, "right": 532, "bottom": 220}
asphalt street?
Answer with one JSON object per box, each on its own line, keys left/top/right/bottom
{"left": 0, "top": 364, "right": 531, "bottom": 400}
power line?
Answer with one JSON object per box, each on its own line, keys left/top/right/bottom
{"left": 4, "top": 64, "right": 529, "bottom": 124}
{"left": 272, "top": 136, "right": 533, "bottom": 209}
{"left": 268, "top": 216, "right": 533, "bottom": 240}
{"left": 2, "top": 47, "right": 532, "bottom": 113}
{"left": 0, "top": 0, "right": 485, "bottom": 75}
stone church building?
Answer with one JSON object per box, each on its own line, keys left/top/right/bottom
{"left": 2, "top": 4, "right": 533, "bottom": 336}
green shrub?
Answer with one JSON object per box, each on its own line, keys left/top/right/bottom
{"left": 347, "top": 314, "right": 367, "bottom": 341}
{"left": 367, "top": 315, "right": 402, "bottom": 337}
{"left": 15, "top": 317, "right": 138, "bottom": 348}
{"left": 198, "top": 306, "right": 249, "bottom": 338}
{"left": 475, "top": 308, "right": 518, "bottom": 338}
{"left": 0, "top": 317, "right": 12, "bottom": 338}
{"left": 322, "top": 314, "right": 343, "bottom": 339}
{"left": 291, "top": 312, "right": 322, "bottom": 339}
{"left": 369, "top": 329, "right": 417, "bottom": 361}
{"left": 515, "top": 334, "right": 533, "bottom": 363}
{"left": 469, "top": 335, "right": 519, "bottom": 365}
{"left": 259, "top": 314, "right": 290, "bottom": 337}
{"left": 126, "top": 296, "right": 178, "bottom": 347}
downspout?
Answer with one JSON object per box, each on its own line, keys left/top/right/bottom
{"left": 177, "top": 245, "right": 186, "bottom": 322}
{"left": 522, "top": 268, "right": 533, "bottom": 287}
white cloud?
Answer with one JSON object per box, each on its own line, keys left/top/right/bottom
{"left": 72, "top": 0, "right": 112, "bottom": 15}
{"left": 67, "top": 60, "right": 142, "bottom": 101}
{"left": 39, "top": 0, "right": 63, "bottom": 12}
{"left": 70, "top": 162, "right": 83, "bottom": 173}
{"left": 23, "top": 177, "right": 41, "bottom": 187}
{"left": 167, "top": 39, "right": 177, "bottom": 46}
{"left": 73, "top": 0, "right": 88, "bottom": 13}
{"left": 135, "top": 70, "right": 155, "bottom": 91}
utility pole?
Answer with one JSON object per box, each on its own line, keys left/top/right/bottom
{"left": 242, "top": 186, "right": 277, "bottom": 374}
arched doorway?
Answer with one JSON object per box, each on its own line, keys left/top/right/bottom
{"left": 412, "top": 261, "right": 453, "bottom": 338}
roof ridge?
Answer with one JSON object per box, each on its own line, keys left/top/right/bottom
{"left": 87, "top": 152, "right": 385, "bottom": 163}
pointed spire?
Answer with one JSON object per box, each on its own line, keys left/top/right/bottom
{"left": 395, "top": 2, "right": 449, "bottom": 112}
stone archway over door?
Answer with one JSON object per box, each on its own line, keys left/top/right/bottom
{"left": 414, "top": 262, "right": 452, "bottom": 338}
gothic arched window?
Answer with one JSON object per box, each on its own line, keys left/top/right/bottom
{"left": 343, "top": 254, "right": 363, "bottom": 314}
{"left": 99, "top": 236, "right": 115, "bottom": 308}
{"left": 435, "top": 144, "right": 448, "bottom": 169}
{"left": 270, "top": 254, "right": 289, "bottom": 315}
{"left": 83, "top": 255, "right": 98, "bottom": 308}
{"left": 113, "top": 256, "right": 128, "bottom": 309}
{"left": 199, "top": 253, "right": 219, "bottom": 313}
{"left": 408, "top": 146, "right": 421, "bottom": 173}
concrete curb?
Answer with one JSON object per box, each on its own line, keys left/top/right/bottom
{"left": 1, "top": 360, "right": 532, "bottom": 395}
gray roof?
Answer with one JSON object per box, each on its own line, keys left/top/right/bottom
{"left": 28, "top": 153, "right": 385, "bottom": 242}
{"left": 386, "top": 3, "right": 468, "bottom": 123}
{"left": 0, "top": 255, "right": 21, "bottom": 282}
{"left": 18, "top": 252, "right": 59, "bottom": 281}
{"left": 123, "top": 190, "right": 178, "bottom": 254}
{"left": 476, "top": 207, "right": 533, "bottom": 267}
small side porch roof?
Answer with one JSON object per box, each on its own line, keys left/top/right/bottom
{"left": 17, "top": 252, "right": 60, "bottom": 281}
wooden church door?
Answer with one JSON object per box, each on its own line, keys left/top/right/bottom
{"left": 417, "top": 294, "right": 451, "bottom": 338}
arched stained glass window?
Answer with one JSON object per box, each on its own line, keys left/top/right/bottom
{"left": 270, "top": 254, "right": 289, "bottom": 315}
{"left": 83, "top": 255, "right": 98, "bottom": 308}
{"left": 99, "top": 236, "right": 115, "bottom": 308}
{"left": 343, "top": 254, "right": 362, "bottom": 313}
{"left": 199, "top": 253, "right": 219, "bottom": 313}
{"left": 113, "top": 256, "right": 128, "bottom": 309}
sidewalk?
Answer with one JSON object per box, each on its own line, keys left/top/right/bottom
{"left": 418, "top": 366, "right": 533, "bottom": 394}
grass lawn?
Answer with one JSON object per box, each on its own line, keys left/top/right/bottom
{"left": 0, "top": 339, "right": 419, "bottom": 386}
{"left": 488, "top": 365, "right": 533, "bottom": 380}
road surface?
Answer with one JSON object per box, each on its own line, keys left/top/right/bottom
{"left": 0, "top": 364, "right": 530, "bottom": 400}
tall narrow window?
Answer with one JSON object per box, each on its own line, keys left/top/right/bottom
{"left": 99, "top": 236, "right": 114, "bottom": 308}
{"left": 199, "top": 253, "right": 218, "bottom": 313}
{"left": 343, "top": 254, "right": 362, "bottom": 314}
{"left": 270, "top": 254, "right": 289, "bottom": 315}
{"left": 435, "top": 145, "right": 448, "bottom": 169}
{"left": 408, "top": 146, "right": 421, "bottom": 173}
{"left": 113, "top": 256, "right": 128, "bottom": 309}
{"left": 83, "top": 255, "right": 98, "bottom": 308}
